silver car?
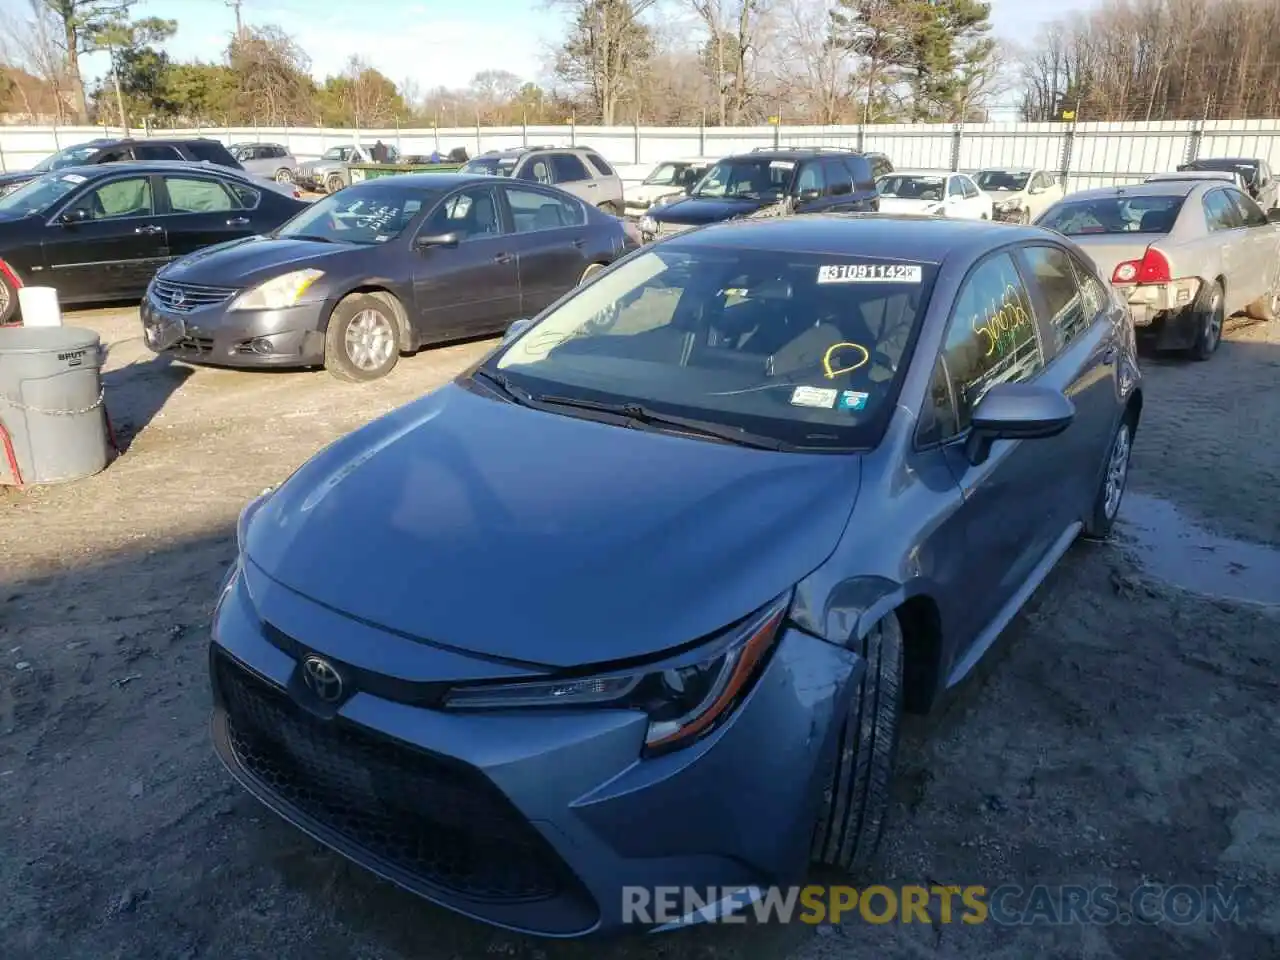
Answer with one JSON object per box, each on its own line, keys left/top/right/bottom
{"left": 460, "top": 146, "right": 626, "bottom": 215}
{"left": 230, "top": 143, "right": 299, "bottom": 184}
{"left": 1036, "top": 180, "right": 1280, "bottom": 359}
{"left": 297, "top": 144, "right": 401, "bottom": 194}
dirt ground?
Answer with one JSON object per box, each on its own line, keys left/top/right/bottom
{"left": 2, "top": 309, "right": 1279, "bottom": 960}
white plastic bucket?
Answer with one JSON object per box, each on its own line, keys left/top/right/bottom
{"left": 17, "top": 286, "right": 62, "bottom": 327}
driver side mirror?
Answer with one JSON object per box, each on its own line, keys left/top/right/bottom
{"left": 58, "top": 207, "right": 91, "bottom": 225}
{"left": 414, "top": 231, "right": 459, "bottom": 250}
{"left": 797, "top": 188, "right": 821, "bottom": 202}
{"left": 964, "top": 383, "right": 1075, "bottom": 466}
{"left": 1028, "top": 184, "right": 1044, "bottom": 195}
{"left": 503, "top": 317, "right": 534, "bottom": 343}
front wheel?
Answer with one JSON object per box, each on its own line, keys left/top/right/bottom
{"left": 1186, "top": 280, "right": 1224, "bottom": 361}
{"left": 274, "top": 168, "right": 294, "bottom": 184}
{"left": 325, "top": 174, "right": 345, "bottom": 194}
{"left": 811, "top": 613, "right": 903, "bottom": 873}
{"left": 324, "top": 294, "right": 401, "bottom": 382}
{"left": 596, "top": 201, "right": 620, "bottom": 216}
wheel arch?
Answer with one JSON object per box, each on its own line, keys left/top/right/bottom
{"left": 328, "top": 285, "right": 413, "bottom": 352}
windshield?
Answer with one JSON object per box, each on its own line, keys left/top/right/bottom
{"left": 975, "top": 170, "right": 1030, "bottom": 192}
{"left": 690, "top": 158, "right": 794, "bottom": 200}
{"left": 0, "top": 172, "right": 84, "bottom": 215}
{"left": 644, "top": 163, "right": 702, "bottom": 187}
{"left": 461, "top": 156, "right": 517, "bottom": 177}
{"left": 876, "top": 175, "right": 945, "bottom": 200}
{"left": 1037, "top": 195, "right": 1185, "bottom": 236}
{"left": 232, "top": 145, "right": 254, "bottom": 161}
{"left": 489, "top": 245, "right": 937, "bottom": 449}
{"left": 32, "top": 144, "right": 102, "bottom": 173}
{"left": 275, "top": 184, "right": 437, "bottom": 244}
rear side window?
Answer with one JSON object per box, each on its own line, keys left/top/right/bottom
{"left": 940, "top": 251, "right": 1044, "bottom": 432}
{"left": 550, "top": 153, "right": 589, "bottom": 183}
{"left": 1226, "top": 189, "right": 1267, "bottom": 227}
{"left": 960, "top": 176, "right": 980, "bottom": 199}
{"left": 795, "top": 162, "right": 827, "bottom": 195}
{"left": 1203, "top": 190, "right": 1244, "bottom": 231}
{"left": 164, "top": 176, "right": 236, "bottom": 213}
{"left": 135, "top": 143, "right": 183, "bottom": 161}
{"left": 1067, "top": 252, "right": 1109, "bottom": 323}
{"left": 520, "top": 158, "right": 553, "bottom": 185}
{"left": 822, "top": 159, "right": 852, "bottom": 196}
{"left": 845, "top": 156, "right": 874, "bottom": 190}
{"left": 1022, "top": 245, "right": 1091, "bottom": 352}
{"left": 584, "top": 153, "right": 614, "bottom": 177}
{"left": 229, "top": 183, "right": 261, "bottom": 209}
{"left": 186, "top": 141, "right": 239, "bottom": 167}
{"left": 505, "top": 186, "right": 586, "bottom": 231}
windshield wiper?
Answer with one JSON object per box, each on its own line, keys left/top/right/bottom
{"left": 471, "top": 367, "right": 535, "bottom": 407}
{"left": 530, "top": 395, "right": 790, "bottom": 450}
{"left": 284, "top": 233, "right": 341, "bottom": 243}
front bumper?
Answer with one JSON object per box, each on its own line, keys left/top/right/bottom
{"left": 210, "top": 561, "right": 864, "bottom": 936}
{"left": 140, "top": 292, "right": 328, "bottom": 368}
{"left": 992, "top": 204, "right": 1026, "bottom": 223}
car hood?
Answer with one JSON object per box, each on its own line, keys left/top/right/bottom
{"left": 649, "top": 195, "right": 774, "bottom": 225}
{"left": 0, "top": 171, "right": 38, "bottom": 189}
{"left": 243, "top": 383, "right": 862, "bottom": 668}
{"left": 158, "top": 235, "right": 358, "bottom": 286}
{"left": 877, "top": 197, "right": 942, "bottom": 215}
{"left": 628, "top": 183, "right": 687, "bottom": 206}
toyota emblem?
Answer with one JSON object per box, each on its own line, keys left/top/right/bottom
{"left": 301, "top": 656, "right": 344, "bottom": 703}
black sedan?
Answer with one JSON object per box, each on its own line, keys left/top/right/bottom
{"left": 0, "top": 162, "right": 308, "bottom": 324}
{"left": 140, "top": 174, "right": 638, "bottom": 381}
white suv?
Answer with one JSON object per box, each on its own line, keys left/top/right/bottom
{"left": 461, "top": 146, "right": 626, "bottom": 215}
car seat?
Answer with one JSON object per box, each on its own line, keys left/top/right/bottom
{"left": 533, "top": 203, "right": 564, "bottom": 230}
{"left": 464, "top": 192, "right": 499, "bottom": 236}
{"left": 1139, "top": 208, "right": 1176, "bottom": 233}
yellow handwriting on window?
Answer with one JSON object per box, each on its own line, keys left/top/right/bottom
{"left": 972, "top": 284, "right": 1032, "bottom": 357}
{"left": 823, "top": 342, "right": 870, "bottom": 379}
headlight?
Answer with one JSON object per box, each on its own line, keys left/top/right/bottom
{"left": 639, "top": 215, "right": 658, "bottom": 235}
{"left": 443, "top": 593, "right": 791, "bottom": 754}
{"left": 229, "top": 269, "right": 324, "bottom": 311}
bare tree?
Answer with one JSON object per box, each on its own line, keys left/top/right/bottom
{"left": 774, "top": 0, "right": 853, "bottom": 124}
{"left": 470, "top": 69, "right": 523, "bottom": 121}
{"left": 3, "top": 1, "right": 74, "bottom": 121}
{"left": 686, "top": 0, "right": 770, "bottom": 124}
{"left": 554, "top": 0, "right": 657, "bottom": 124}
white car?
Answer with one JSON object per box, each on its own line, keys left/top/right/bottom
{"left": 1146, "top": 170, "right": 1250, "bottom": 192}
{"left": 974, "top": 167, "right": 1064, "bottom": 224}
{"left": 875, "top": 170, "right": 992, "bottom": 220}
{"left": 623, "top": 157, "right": 718, "bottom": 216}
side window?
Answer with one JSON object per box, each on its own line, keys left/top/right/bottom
{"left": 549, "top": 153, "right": 589, "bottom": 183}
{"left": 96, "top": 148, "right": 131, "bottom": 163}
{"left": 845, "top": 156, "right": 873, "bottom": 190}
{"left": 134, "top": 143, "right": 183, "bottom": 161}
{"left": 1203, "top": 190, "right": 1244, "bottom": 231}
{"left": 961, "top": 176, "right": 980, "bottom": 199}
{"left": 942, "top": 252, "right": 1044, "bottom": 431}
{"left": 1022, "top": 245, "right": 1092, "bottom": 351}
{"left": 1067, "top": 252, "right": 1109, "bottom": 322}
{"left": 229, "top": 183, "right": 261, "bottom": 210}
{"left": 1227, "top": 189, "right": 1268, "bottom": 227}
{"left": 67, "top": 177, "right": 154, "bottom": 219}
{"left": 584, "top": 153, "right": 614, "bottom": 177}
{"left": 519, "top": 158, "right": 553, "bottom": 185}
{"left": 422, "top": 186, "right": 501, "bottom": 240}
{"left": 321, "top": 148, "right": 343, "bottom": 161}
{"left": 164, "top": 177, "right": 236, "bottom": 213}
{"left": 505, "top": 186, "right": 585, "bottom": 233}
{"left": 795, "top": 162, "right": 827, "bottom": 195}
{"left": 822, "top": 159, "right": 852, "bottom": 196}
{"left": 947, "top": 177, "right": 965, "bottom": 198}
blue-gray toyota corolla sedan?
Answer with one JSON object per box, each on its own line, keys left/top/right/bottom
{"left": 211, "top": 214, "right": 1143, "bottom": 936}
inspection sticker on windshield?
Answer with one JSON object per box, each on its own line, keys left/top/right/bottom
{"left": 61, "top": 173, "right": 86, "bottom": 184}
{"left": 839, "top": 391, "right": 869, "bottom": 411}
{"left": 791, "top": 386, "right": 838, "bottom": 408}
{"left": 817, "top": 263, "right": 922, "bottom": 284}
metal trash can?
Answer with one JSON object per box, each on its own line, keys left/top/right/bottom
{"left": 0, "top": 326, "right": 108, "bottom": 485}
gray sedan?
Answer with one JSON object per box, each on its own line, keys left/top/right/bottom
{"left": 1037, "top": 180, "right": 1280, "bottom": 359}
{"left": 210, "top": 213, "right": 1142, "bottom": 935}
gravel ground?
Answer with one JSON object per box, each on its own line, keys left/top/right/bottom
{"left": 2, "top": 310, "right": 1279, "bottom": 960}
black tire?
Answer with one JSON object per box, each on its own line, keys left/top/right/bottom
{"left": 811, "top": 613, "right": 903, "bottom": 873}
{"left": 1081, "top": 412, "right": 1135, "bottom": 540}
{"left": 323, "top": 293, "right": 401, "bottom": 382}
{"left": 596, "top": 201, "right": 620, "bottom": 216}
{"left": 274, "top": 168, "right": 294, "bottom": 184}
{"left": 325, "top": 174, "right": 345, "bottom": 194}
{"left": 0, "top": 270, "right": 17, "bottom": 326}
{"left": 1186, "top": 280, "right": 1224, "bottom": 361}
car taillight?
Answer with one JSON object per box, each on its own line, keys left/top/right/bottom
{"left": 1111, "top": 247, "right": 1171, "bottom": 284}
{"left": 0, "top": 256, "right": 23, "bottom": 290}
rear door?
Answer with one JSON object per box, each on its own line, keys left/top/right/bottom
{"left": 156, "top": 173, "right": 257, "bottom": 259}
{"left": 500, "top": 184, "right": 591, "bottom": 316}
{"left": 547, "top": 152, "right": 597, "bottom": 206}
{"left": 411, "top": 184, "right": 520, "bottom": 339}
{"left": 42, "top": 174, "right": 166, "bottom": 301}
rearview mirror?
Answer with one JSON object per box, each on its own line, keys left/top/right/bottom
{"left": 414, "top": 231, "right": 459, "bottom": 249}
{"left": 964, "top": 383, "right": 1075, "bottom": 466}
{"left": 1267, "top": 208, "right": 1280, "bottom": 224}
{"left": 503, "top": 317, "right": 534, "bottom": 343}
{"left": 797, "top": 188, "right": 821, "bottom": 202}
{"left": 58, "top": 208, "right": 90, "bottom": 225}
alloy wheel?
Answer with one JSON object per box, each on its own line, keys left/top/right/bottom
{"left": 275, "top": 169, "right": 294, "bottom": 183}
{"left": 1204, "top": 290, "right": 1224, "bottom": 350}
{"left": 1103, "top": 423, "right": 1131, "bottom": 520}
{"left": 344, "top": 309, "right": 396, "bottom": 371}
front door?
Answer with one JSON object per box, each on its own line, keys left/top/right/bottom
{"left": 930, "top": 249, "right": 1057, "bottom": 656}
{"left": 42, "top": 174, "right": 166, "bottom": 302}
{"left": 792, "top": 160, "right": 832, "bottom": 214}
{"left": 501, "top": 184, "right": 591, "bottom": 317}
{"left": 157, "top": 173, "right": 257, "bottom": 261}
{"left": 411, "top": 185, "right": 520, "bottom": 340}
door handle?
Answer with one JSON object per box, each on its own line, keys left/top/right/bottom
{"left": 586, "top": 182, "right": 598, "bottom": 189}
{"left": 572, "top": 238, "right": 586, "bottom": 248}
{"left": 493, "top": 253, "right": 514, "bottom": 264}
{"left": 134, "top": 224, "right": 163, "bottom": 235}
{"left": 226, "top": 217, "right": 250, "bottom": 226}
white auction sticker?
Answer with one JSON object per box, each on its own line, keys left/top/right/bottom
{"left": 790, "top": 385, "right": 838, "bottom": 408}
{"left": 817, "top": 263, "right": 923, "bottom": 284}
{"left": 61, "top": 173, "right": 87, "bottom": 184}
{"left": 769, "top": 160, "right": 795, "bottom": 170}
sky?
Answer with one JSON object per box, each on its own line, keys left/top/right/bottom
{"left": 26, "top": 0, "right": 1100, "bottom": 95}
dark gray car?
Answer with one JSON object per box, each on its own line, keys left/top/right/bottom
{"left": 210, "top": 213, "right": 1142, "bottom": 935}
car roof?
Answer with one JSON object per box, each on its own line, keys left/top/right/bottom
{"left": 886, "top": 169, "right": 952, "bottom": 178}
{"left": 1062, "top": 180, "right": 1206, "bottom": 200}
{"left": 976, "top": 165, "right": 1035, "bottom": 174}
{"left": 1186, "top": 156, "right": 1259, "bottom": 165}
{"left": 728, "top": 149, "right": 864, "bottom": 161}
{"left": 45, "top": 160, "right": 254, "bottom": 179}
{"left": 667, "top": 213, "right": 1042, "bottom": 262}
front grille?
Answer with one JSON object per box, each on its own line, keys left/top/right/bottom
{"left": 171, "top": 335, "right": 214, "bottom": 354}
{"left": 215, "top": 653, "right": 570, "bottom": 903}
{"left": 151, "top": 278, "right": 237, "bottom": 313}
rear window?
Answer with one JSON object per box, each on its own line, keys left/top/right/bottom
{"left": 1037, "top": 195, "right": 1185, "bottom": 236}
{"left": 585, "top": 153, "right": 614, "bottom": 177}
{"left": 185, "top": 141, "right": 240, "bottom": 167}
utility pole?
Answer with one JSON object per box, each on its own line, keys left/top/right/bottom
{"left": 226, "top": 0, "right": 244, "bottom": 39}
